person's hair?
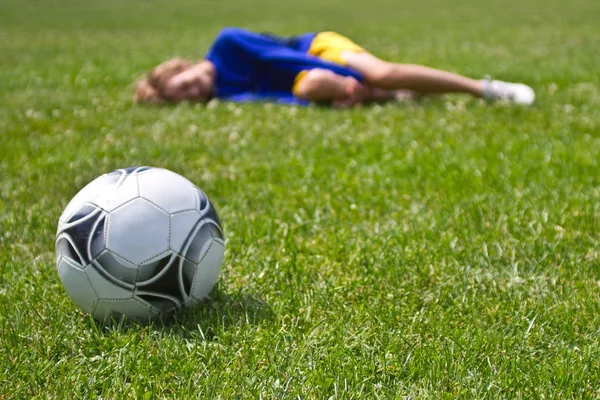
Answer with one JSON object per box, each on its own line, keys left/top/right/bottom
{"left": 133, "top": 57, "right": 193, "bottom": 104}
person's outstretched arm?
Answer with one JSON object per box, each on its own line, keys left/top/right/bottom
{"left": 294, "top": 68, "right": 397, "bottom": 106}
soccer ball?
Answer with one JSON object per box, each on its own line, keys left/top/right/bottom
{"left": 55, "top": 166, "right": 224, "bottom": 322}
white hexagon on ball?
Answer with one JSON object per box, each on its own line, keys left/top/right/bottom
{"left": 107, "top": 198, "right": 170, "bottom": 265}
{"left": 138, "top": 168, "right": 197, "bottom": 214}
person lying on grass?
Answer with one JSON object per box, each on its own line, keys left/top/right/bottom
{"left": 134, "top": 27, "right": 535, "bottom": 107}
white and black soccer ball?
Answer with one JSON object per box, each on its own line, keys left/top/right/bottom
{"left": 55, "top": 166, "right": 224, "bottom": 322}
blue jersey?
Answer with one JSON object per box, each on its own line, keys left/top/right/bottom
{"left": 204, "top": 27, "right": 363, "bottom": 105}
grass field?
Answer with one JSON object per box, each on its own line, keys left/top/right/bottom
{"left": 1, "top": 0, "right": 599, "bottom": 398}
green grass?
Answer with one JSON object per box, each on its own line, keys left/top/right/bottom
{"left": 1, "top": 0, "right": 599, "bottom": 398}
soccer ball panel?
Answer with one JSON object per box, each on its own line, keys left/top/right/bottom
{"left": 134, "top": 290, "right": 180, "bottom": 313}
{"left": 183, "top": 221, "right": 214, "bottom": 263}
{"left": 181, "top": 258, "right": 196, "bottom": 296}
{"left": 206, "top": 220, "right": 224, "bottom": 242}
{"left": 57, "top": 257, "right": 97, "bottom": 314}
{"left": 195, "top": 188, "right": 209, "bottom": 211}
{"left": 94, "top": 173, "right": 140, "bottom": 212}
{"left": 86, "top": 262, "right": 134, "bottom": 300}
{"left": 107, "top": 198, "right": 170, "bottom": 265}
{"left": 136, "top": 254, "right": 186, "bottom": 304}
{"left": 93, "top": 297, "right": 159, "bottom": 323}
{"left": 95, "top": 251, "right": 138, "bottom": 285}
{"left": 122, "top": 166, "right": 152, "bottom": 174}
{"left": 170, "top": 210, "right": 202, "bottom": 254}
{"left": 64, "top": 204, "right": 98, "bottom": 224}
{"left": 57, "top": 206, "right": 106, "bottom": 265}
{"left": 136, "top": 253, "right": 178, "bottom": 285}
{"left": 59, "top": 170, "right": 121, "bottom": 223}
{"left": 89, "top": 214, "right": 107, "bottom": 260}
{"left": 202, "top": 199, "right": 222, "bottom": 228}
{"left": 56, "top": 235, "right": 82, "bottom": 267}
{"left": 190, "top": 241, "right": 224, "bottom": 301}
{"left": 138, "top": 169, "right": 197, "bottom": 214}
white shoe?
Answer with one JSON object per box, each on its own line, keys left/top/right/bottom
{"left": 482, "top": 78, "right": 535, "bottom": 105}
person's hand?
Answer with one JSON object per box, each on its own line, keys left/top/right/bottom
{"left": 332, "top": 77, "right": 370, "bottom": 108}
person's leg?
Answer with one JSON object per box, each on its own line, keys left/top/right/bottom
{"left": 341, "top": 51, "right": 536, "bottom": 105}
{"left": 342, "top": 51, "right": 484, "bottom": 96}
